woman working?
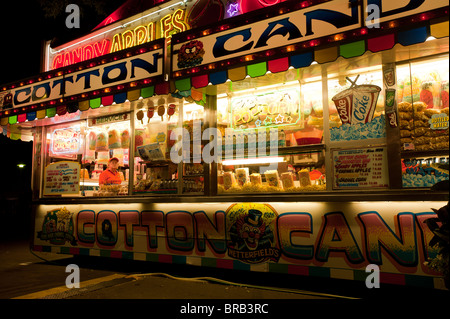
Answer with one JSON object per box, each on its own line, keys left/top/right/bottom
{"left": 99, "top": 157, "right": 122, "bottom": 186}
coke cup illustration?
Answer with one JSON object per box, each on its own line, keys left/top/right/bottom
{"left": 332, "top": 76, "right": 381, "bottom": 125}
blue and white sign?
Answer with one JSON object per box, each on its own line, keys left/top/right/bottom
{"left": 7, "top": 43, "right": 164, "bottom": 110}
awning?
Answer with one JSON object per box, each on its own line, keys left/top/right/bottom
{"left": 173, "top": 19, "right": 449, "bottom": 92}
{"left": 1, "top": 82, "right": 168, "bottom": 124}
{"left": 0, "top": 82, "right": 170, "bottom": 141}
{"left": 0, "top": 40, "right": 168, "bottom": 140}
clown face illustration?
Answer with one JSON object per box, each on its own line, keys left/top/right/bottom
{"left": 235, "top": 210, "right": 267, "bottom": 251}
{"left": 227, "top": 206, "right": 279, "bottom": 263}
{"left": 177, "top": 40, "right": 205, "bottom": 69}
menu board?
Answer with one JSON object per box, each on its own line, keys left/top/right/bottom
{"left": 43, "top": 161, "right": 80, "bottom": 195}
{"left": 332, "top": 147, "right": 388, "bottom": 189}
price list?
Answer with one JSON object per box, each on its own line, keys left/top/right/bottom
{"left": 43, "top": 161, "right": 80, "bottom": 195}
{"left": 332, "top": 147, "right": 389, "bottom": 189}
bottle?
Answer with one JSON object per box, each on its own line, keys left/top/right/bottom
{"left": 248, "top": 131, "right": 256, "bottom": 156}
{"left": 269, "top": 128, "right": 277, "bottom": 149}
{"left": 279, "top": 130, "right": 286, "bottom": 148}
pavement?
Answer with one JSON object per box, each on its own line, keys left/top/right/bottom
{"left": 1, "top": 238, "right": 449, "bottom": 317}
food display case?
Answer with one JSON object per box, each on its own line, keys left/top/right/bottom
{"left": 1, "top": 0, "right": 448, "bottom": 290}
{"left": 216, "top": 78, "right": 326, "bottom": 194}
{"left": 397, "top": 56, "right": 449, "bottom": 188}
{"left": 132, "top": 95, "right": 207, "bottom": 195}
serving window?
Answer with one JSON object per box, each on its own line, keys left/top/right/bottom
{"left": 36, "top": 43, "right": 448, "bottom": 198}
{"left": 216, "top": 69, "right": 326, "bottom": 194}
{"left": 132, "top": 95, "right": 206, "bottom": 195}
{"left": 41, "top": 113, "right": 131, "bottom": 197}
{"left": 397, "top": 55, "right": 449, "bottom": 188}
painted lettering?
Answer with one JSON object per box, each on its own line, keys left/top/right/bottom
{"left": 96, "top": 210, "right": 118, "bottom": 246}
{"left": 194, "top": 211, "right": 227, "bottom": 253}
{"left": 36, "top": 205, "right": 443, "bottom": 279}
{"left": 358, "top": 212, "right": 417, "bottom": 266}
{"left": 316, "top": 212, "right": 364, "bottom": 263}
{"left": 213, "top": 29, "right": 254, "bottom": 58}
{"left": 76, "top": 69, "right": 101, "bottom": 90}
{"left": 166, "top": 211, "right": 195, "bottom": 251}
{"left": 130, "top": 54, "right": 160, "bottom": 78}
{"left": 13, "top": 87, "right": 32, "bottom": 105}
{"left": 141, "top": 210, "right": 164, "bottom": 249}
{"left": 102, "top": 62, "right": 128, "bottom": 85}
{"left": 254, "top": 18, "right": 303, "bottom": 48}
{"left": 77, "top": 210, "right": 95, "bottom": 244}
{"left": 367, "top": 0, "right": 426, "bottom": 18}
{"left": 415, "top": 213, "right": 440, "bottom": 261}
{"left": 119, "top": 210, "right": 140, "bottom": 247}
{"left": 31, "top": 82, "right": 51, "bottom": 101}
{"left": 353, "top": 95, "right": 370, "bottom": 122}
{"left": 304, "top": 0, "right": 359, "bottom": 36}
{"left": 52, "top": 76, "right": 74, "bottom": 96}
{"left": 12, "top": 50, "right": 162, "bottom": 108}
{"left": 277, "top": 213, "right": 314, "bottom": 260}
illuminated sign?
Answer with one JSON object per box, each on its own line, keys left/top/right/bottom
{"left": 7, "top": 41, "right": 165, "bottom": 110}
{"left": 225, "top": 1, "right": 241, "bottom": 18}
{"left": 173, "top": 0, "right": 361, "bottom": 73}
{"left": 52, "top": 39, "right": 111, "bottom": 70}
{"left": 231, "top": 89, "right": 301, "bottom": 130}
{"left": 51, "top": 8, "right": 189, "bottom": 70}
{"left": 172, "top": 0, "right": 449, "bottom": 76}
{"left": 239, "top": 0, "right": 287, "bottom": 15}
{"left": 51, "top": 128, "right": 82, "bottom": 155}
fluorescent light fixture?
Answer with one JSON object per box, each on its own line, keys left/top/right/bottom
{"left": 17, "top": 164, "right": 26, "bottom": 168}
{"left": 222, "top": 157, "right": 285, "bottom": 166}
{"left": 231, "top": 81, "right": 299, "bottom": 96}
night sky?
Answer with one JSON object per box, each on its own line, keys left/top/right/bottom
{"left": 0, "top": 1, "right": 125, "bottom": 194}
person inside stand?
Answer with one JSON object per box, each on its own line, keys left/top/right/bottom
{"left": 99, "top": 157, "right": 122, "bottom": 186}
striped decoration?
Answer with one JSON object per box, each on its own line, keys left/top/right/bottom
{"left": 173, "top": 20, "right": 448, "bottom": 93}
{"left": 32, "top": 245, "right": 446, "bottom": 290}
{"left": 2, "top": 83, "right": 165, "bottom": 127}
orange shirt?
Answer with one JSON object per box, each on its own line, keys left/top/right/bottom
{"left": 99, "top": 169, "right": 122, "bottom": 185}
